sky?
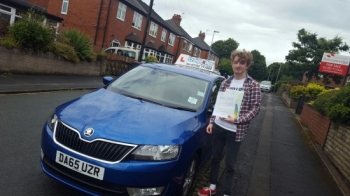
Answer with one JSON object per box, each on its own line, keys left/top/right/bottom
{"left": 144, "top": 0, "right": 350, "bottom": 66}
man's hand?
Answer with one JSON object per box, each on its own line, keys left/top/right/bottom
{"left": 223, "top": 115, "right": 236, "bottom": 123}
{"left": 206, "top": 123, "right": 213, "bottom": 134}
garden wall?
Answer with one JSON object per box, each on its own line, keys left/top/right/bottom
{"left": 300, "top": 104, "right": 331, "bottom": 146}
{"left": 324, "top": 124, "right": 350, "bottom": 184}
{"left": 0, "top": 46, "right": 103, "bottom": 76}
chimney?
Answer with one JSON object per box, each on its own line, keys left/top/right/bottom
{"left": 172, "top": 14, "right": 182, "bottom": 25}
{"left": 199, "top": 30, "right": 205, "bottom": 40}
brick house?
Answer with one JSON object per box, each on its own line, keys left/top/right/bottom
{"left": 14, "top": 0, "right": 220, "bottom": 64}
{"left": 0, "top": 0, "right": 63, "bottom": 35}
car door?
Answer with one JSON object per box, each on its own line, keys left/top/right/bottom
{"left": 199, "top": 78, "right": 223, "bottom": 161}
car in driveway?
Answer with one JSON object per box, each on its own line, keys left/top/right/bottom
{"left": 260, "top": 80, "right": 272, "bottom": 92}
{"left": 40, "top": 63, "right": 224, "bottom": 196}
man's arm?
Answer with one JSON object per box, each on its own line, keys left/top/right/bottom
{"left": 235, "top": 81, "right": 261, "bottom": 124}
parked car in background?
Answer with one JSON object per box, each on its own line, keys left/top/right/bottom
{"left": 40, "top": 63, "right": 224, "bottom": 196}
{"left": 260, "top": 80, "right": 272, "bottom": 92}
{"left": 105, "top": 46, "right": 140, "bottom": 60}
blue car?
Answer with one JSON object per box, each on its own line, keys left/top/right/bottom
{"left": 40, "top": 63, "right": 224, "bottom": 196}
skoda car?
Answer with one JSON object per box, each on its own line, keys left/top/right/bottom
{"left": 40, "top": 63, "right": 224, "bottom": 196}
{"left": 260, "top": 80, "right": 272, "bottom": 92}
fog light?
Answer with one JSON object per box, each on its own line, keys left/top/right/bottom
{"left": 126, "top": 186, "right": 164, "bottom": 196}
{"left": 41, "top": 149, "right": 44, "bottom": 160}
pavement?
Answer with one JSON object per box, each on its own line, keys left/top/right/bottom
{"left": 1, "top": 74, "right": 349, "bottom": 196}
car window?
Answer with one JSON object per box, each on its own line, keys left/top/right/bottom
{"left": 106, "top": 66, "right": 210, "bottom": 111}
{"left": 105, "top": 49, "right": 115, "bottom": 54}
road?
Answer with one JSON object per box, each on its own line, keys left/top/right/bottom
{"left": 0, "top": 90, "right": 343, "bottom": 196}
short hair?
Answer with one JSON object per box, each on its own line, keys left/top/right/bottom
{"left": 230, "top": 49, "right": 254, "bottom": 67}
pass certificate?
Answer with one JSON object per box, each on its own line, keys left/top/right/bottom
{"left": 212, "top": 89, "right": 244, "bottom": 118}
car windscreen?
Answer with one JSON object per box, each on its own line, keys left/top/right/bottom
{"left": 261, "top": 81, "right": 271, "bottom": 85}
{"left": 106, "top": 66, "right": 210, "bottom": 111}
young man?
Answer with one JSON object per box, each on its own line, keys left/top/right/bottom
{"left": 198, "top": 49, "right": 261, "bottom": 196}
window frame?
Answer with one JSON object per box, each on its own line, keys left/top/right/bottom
{"left": 168, "top": 33, "right": 175, "bottom": 46}
{"left": 149, "top": 21, "right": 158, "bottom": 38}
{"left": 132, "top": 11, "right": 143, "bottom": 30}
{"left": 161, "top": 29, "right": 167, "bottom": 42}
{"left": 182, "top": 40, "right": 187, "bottom": 50}
{"left": 116, "top": 2, "right": 127, "bottom": 21}
{"left": 61, "top": 0, "right": 69, "bottom": 15}
{"left": 187, "top": 44, "right": 193, "bottom": 53}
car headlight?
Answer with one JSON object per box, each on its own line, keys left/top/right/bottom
{"left": 47, "top": 112, "right": 58, "bottom": 131}
{"left": 131, "top": 145, "right": 180, "bottom": 161}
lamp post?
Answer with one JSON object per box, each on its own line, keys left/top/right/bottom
{"left": 275, "top": 63, "right": 281, "bottom": 84}
{"left": 208, "top": 30, "right": 219, "bottom": 60}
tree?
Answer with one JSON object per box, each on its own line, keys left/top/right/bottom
{"left": 285, "top": 29, "right": 349, "bottom": 84}
{"left": 267, "top": 62, "right": 284, "bottom": 83}
{"left": 248, "top": 50, "right": 267, "bottom": 81}
{"left": 218, "top": 58, "right": 233, "bottom": 75}
{"left": 211, "top": 38, "right": 239, "bottom": 59}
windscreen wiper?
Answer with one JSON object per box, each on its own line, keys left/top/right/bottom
{"left": 123, "top": 94, "right": 164, "bottom": 106}
{"left": 166, "top": 105, "right": 196, "bottom": 112}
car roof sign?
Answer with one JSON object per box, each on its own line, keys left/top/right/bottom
{"left": 175, "top": 54, "right": 216, "bottom": 72}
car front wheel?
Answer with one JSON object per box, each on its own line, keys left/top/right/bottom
{"left": 179, "top": 154, "right": 198, "bottom": 196}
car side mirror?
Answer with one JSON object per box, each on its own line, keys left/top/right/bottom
{"left": 103, "top": 76, "right": 114, "bottom": 85}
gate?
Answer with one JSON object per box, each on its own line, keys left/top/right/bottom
{"left": 105, "top": 53, "right": 135, "bottom": 76}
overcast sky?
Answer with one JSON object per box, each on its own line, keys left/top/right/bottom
{"left": 144, "top": 0, "right": 350, "bottom": 66}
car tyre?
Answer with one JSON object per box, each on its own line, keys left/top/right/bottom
{"left": 178, "top": 154, "right": 198, "bottom": 196}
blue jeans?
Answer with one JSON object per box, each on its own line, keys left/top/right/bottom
{"left": 210, "top": 123, "right": 242, "bottom": 195}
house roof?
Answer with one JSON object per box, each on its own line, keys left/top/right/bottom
{"left": 165, "top": 19, "right": 197, "bottom": 45}
{"left": 122, "top": 0, "right": 175, "bottom": 33}
{"left": 125, "top": 32, "right": 142, "bottom": 44}
{"left": 192, "top": 37, "right": 219, "bottom": 56}
{"left": 158, "top": 45, "right": 172, "bottom": 55}
{"left": 145, "top": 40, "right": 158, "bottom": 50}
{"left": 2, "top": 0, "right": 63, "bottom": 22}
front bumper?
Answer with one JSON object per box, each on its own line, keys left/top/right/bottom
{"left": 40, "top": 125, "right": 185, "bottom": 196}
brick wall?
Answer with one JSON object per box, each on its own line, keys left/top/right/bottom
{"left": 300, "top": 104, "right": 331, "bottom": 146}
{"left": 0, "top": 47, "right": 102, "bottom": 76}
{"left": 324, "top": 124, "right": 350, "bottom": 183}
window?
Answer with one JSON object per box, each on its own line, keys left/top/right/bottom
{"left": 125, "top": 41, "right": 140, "bottom": 50}
{"left": 0, "top": 4, "right": 22, "bottom": 25}
{"left": 61, "top": 0, "right": 69, "bottom": 14}
{"left": 198, "top": 49, "right": 202, "bottom": 58}
{"left": 168, "top": 33, "right": 175, "bottom": 46}
{"left": 110, "top": 39, "right": 120, "bottom": 47}
{"left": 148, "top": 22, "right": 158, "bottom": 37}
{"left": 161, "top": 29, "right": 167, "bottom": 42}
{"left": 132, "top": 11, "right": 143, "bottom": 30}
{"left": 187, "top": 44, "right": 193, "bottom": 53}
{"left": 182, "top": 40, "right": 187, "bottom": 50}
{"left": 193, "top": 47, "right": 198, "bottom": 56}
{"left": 116, "top": 2, "right": 127, "bottom": 21}
{"left": 208, "top": 79, "right": 223, "bottom": 114}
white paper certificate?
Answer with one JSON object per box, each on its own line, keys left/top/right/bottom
{"left": 212, "top": 89, "right": 244, "bottom": 118}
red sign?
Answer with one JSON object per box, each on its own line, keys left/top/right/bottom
{"left": 318, "top": 53, "right": 350, "bottom": 76}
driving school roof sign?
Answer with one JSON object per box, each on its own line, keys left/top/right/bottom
{"left": 175, "top": 54, "right": 215, "bottom": 72}
{"left": 319, "top": 53, "right": 350, "bottom": 76}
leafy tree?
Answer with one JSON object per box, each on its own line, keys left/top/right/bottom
{"left": 7, "top": 8, "right": 54, "bottom": 51}
{"left": 218, "top": 58, "right": 233, "bottom": 75}
{"left": 285, "top": 28, "right": 349, "bottom": 84}
{"left": 211, "top": 38, "right": 239, "bottom": 59}
{"left": 248, "top": 50, "right": 267, "bottom": 81}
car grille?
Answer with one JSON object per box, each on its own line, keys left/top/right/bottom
{"left": 55, "top": 121, "right": 136, "bottom": 163}
{"left": 42, "top": 156, "right": 128, "bottom": 195}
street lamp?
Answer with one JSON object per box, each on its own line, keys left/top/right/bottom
{"left": 208, "top": 30, "right": 219, "bottom": 60}
{"left": 275, "top": 63, "right": 281, "bottom": 84}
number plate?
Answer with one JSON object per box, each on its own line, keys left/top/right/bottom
{"left": 55, "top": 151, "right": 105, "bottom": 180}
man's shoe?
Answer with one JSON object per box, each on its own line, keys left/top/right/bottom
{"left": 198, "top": 187, "right": 216, "bottom": 196}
